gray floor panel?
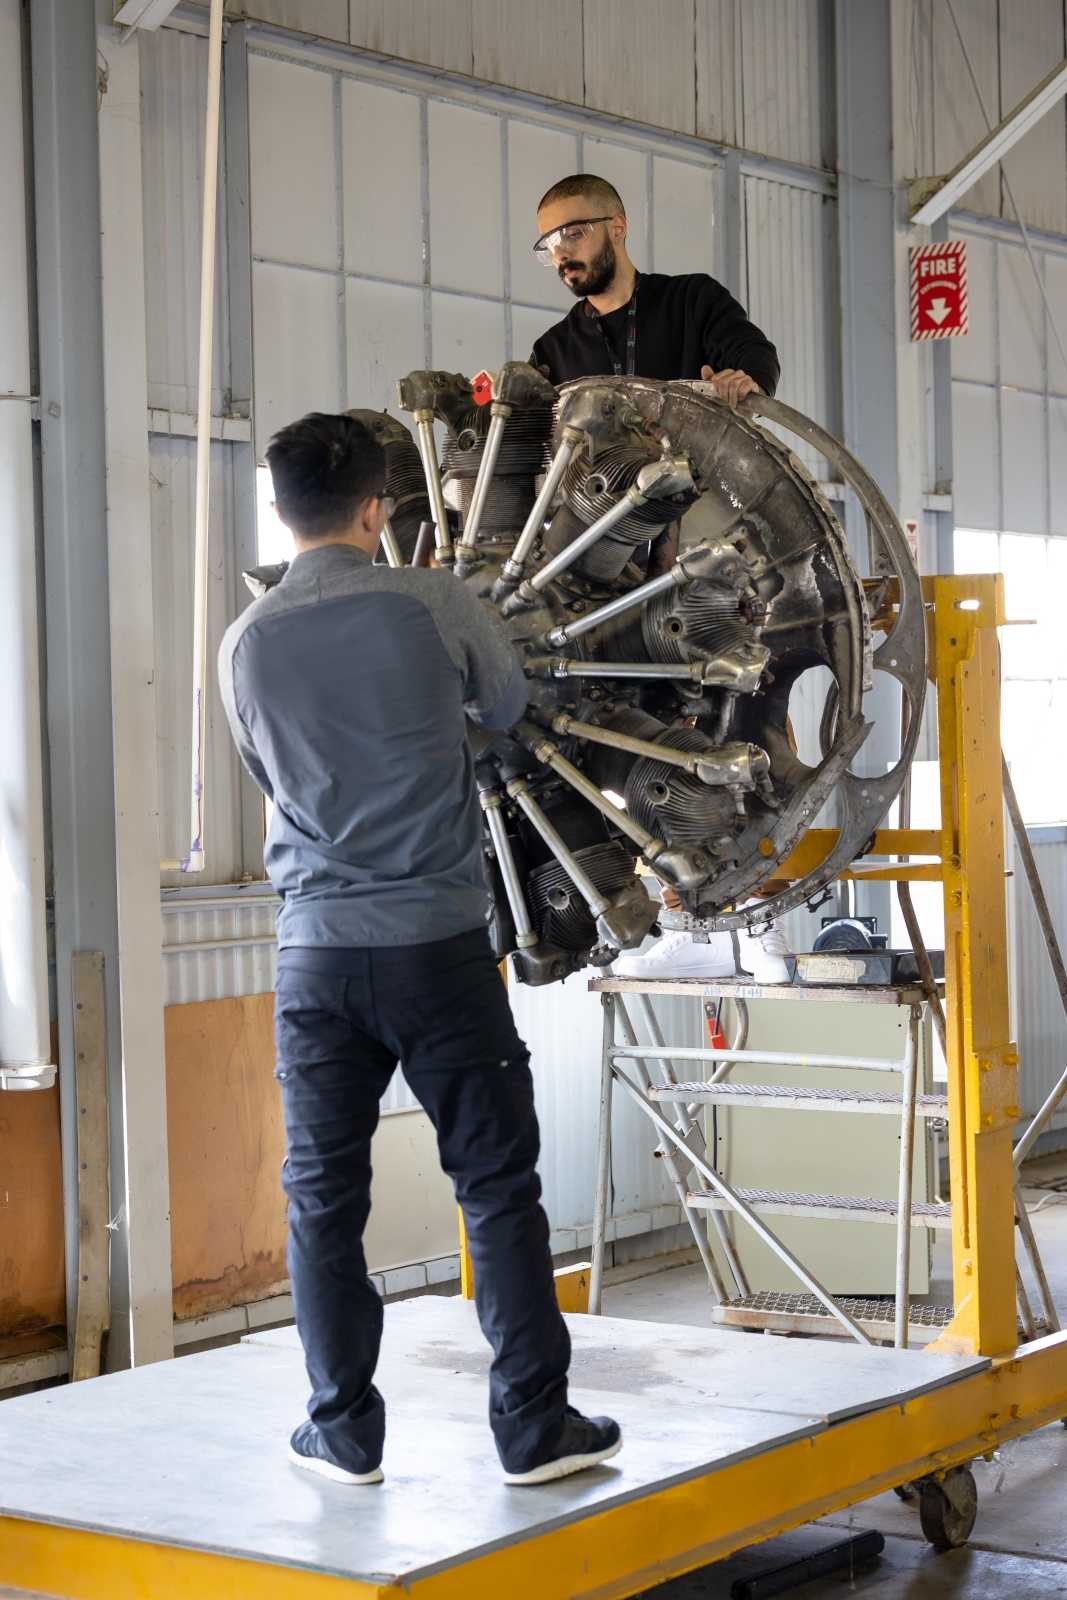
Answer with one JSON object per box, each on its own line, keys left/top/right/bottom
{"left": 251, "top": 1297, "right": 990, "bottom": 1423}
{"left": 0, "top": 1299, "right": 989, "bottom": 1588}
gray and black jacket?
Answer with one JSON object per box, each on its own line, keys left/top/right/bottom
{"left": 217, "top": 543, "right": 526, "bottom": 949}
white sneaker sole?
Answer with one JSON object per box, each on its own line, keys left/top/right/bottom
{"left": 288, "top": 1447, "right": 384, "bottom": 1485}
{"left": 503, "top": 1436, "right": 622, "bottom": 1486}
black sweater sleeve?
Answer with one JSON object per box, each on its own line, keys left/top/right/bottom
{"left": 692, "top": 276, "right": 780, "bottom": 397}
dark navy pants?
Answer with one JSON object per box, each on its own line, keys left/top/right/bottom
{"left": 273, "top": 928, "right": 571, "bottom": 1475}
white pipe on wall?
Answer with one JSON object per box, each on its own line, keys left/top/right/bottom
{"left": 0, "top": 0, "right": 55, "bottom": 1092}
{"left": 179, "top": 0, "right": 225, "bottom": 874}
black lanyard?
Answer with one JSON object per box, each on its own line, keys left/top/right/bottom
{"left": 593, "top": 274, "right": 639, "bottom": 377}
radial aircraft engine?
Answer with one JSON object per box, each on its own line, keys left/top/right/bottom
{"left": 247, "top": 365, "right": 925, "bottom": 986}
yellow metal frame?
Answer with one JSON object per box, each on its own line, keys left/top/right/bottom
{"left": 6, "top": 576, "right": 1065, "bottom": 1600}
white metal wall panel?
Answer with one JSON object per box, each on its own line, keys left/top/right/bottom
{"left": 348, "top": 0, "right": 475, "bottom": 77}
{"left": 743, "top": 177, "right": 837, "bottom": 477}
{"left": 248, "top": 54, "right": 337, "bottom": 270}
{"left": 1045, "top": 254, "right": 1067, "bottom": 396}
{"left": 512, "top": 303, "right": 560, "bottom": 364}
{"left": 998, "top": 0, "right": 1067, "bottom": 237}
{"left": 1014, "top": 836, "right": 1067, "bottom": 1132}
{"left": 998, "top": 244, "right": 1045, "bottom": 393}
{"left": 252, "top": 261, "right": 342, "bottom": 446}
{"left": 430, "top": 291, "right": 506, "bottom": 376}
{"left": 151, "top": 438, "right": 251, "bottom": 884}
{"left": 342, "top": 79, "right": 423, "bottom": 284}
{"left": 428, "top": 100, "right": 503, "bottom": 297}
{"left": 932, "top": 0, "right": 1001, "bottom": 220}
{"left": 950, "top": 231, "right": 996, "bottom": 384}
{"left": 695, "top": 0, "right": 740, "bottom": 148}
{"left": 1050, "top": 399, "right": 1067, "bottom": 529}
{"left": 582, "top": 0, "right": 697, "bottom": 138}
{"left": 162, "top": 898, "right": 278, "bottom": 1005}
{"left": 1001, "top": 389, "right": 1048, "bottom": 536}
{"left": 652, "top": 156, "right": 717, "bottom": 277}
{"left": 346, "top": 280, "right": 425, "bottom": 415}
{"left": 507, "top": 120, "right": 578, "bottom": 311}
{"left": 510, "top": 974, "right": 684, "bottom": 1230}
{"left": 582, "top": 139, "right": 650, "bottom": 264}
{"left": 471, "top": 0, "right": 584, "bottom": 106}
{"left": 739, "top": 0, "right": 833, "bottom": 171}
{"left": 952, "top": 381, "right": 1000, "bottom": 529}
{"left": 139, "top": 28, "right": 229, "bottom": 414}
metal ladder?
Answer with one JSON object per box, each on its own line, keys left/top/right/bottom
{"left": 589, "top": 977, "right": 952, "bottom": 1348}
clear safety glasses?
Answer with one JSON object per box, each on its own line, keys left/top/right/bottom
{"left": 531, "top": 215, "right": 614, "bottom": 264}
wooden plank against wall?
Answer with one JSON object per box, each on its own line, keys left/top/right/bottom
{"left": 70, "top": 952, "right": 110, "bottom": 1382}
{"left": 165, "top": 994, "right": 289, "bottom": 1321}
{"left": 0, "top": 1076, "right": 65, "bottom": 1355}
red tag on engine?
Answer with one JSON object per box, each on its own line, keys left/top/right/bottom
{"left": 471, "top": 370, "right": 494, "bottom": 406}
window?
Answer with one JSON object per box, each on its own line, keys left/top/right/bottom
{"left": 955, "top": 529, "right": 1067, "bottom": 825}
{"left": 256, "top": 465, "right": 293, "bottom": 565}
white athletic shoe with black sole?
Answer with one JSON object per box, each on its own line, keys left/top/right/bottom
{"left": 503, "top": 1409, "right": 622, "bottom": 1486}
{"left": 288, "top": 1420, "right": 384, "bottom": 1485}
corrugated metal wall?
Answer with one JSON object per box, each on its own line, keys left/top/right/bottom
{"left": 898, "top": 0, "right": 1067, "bottom": 232}
{"left": 1013, "top": 835, "right": 1067, "bottom": 1140}
{"left": 951, "top": 218, "right": 1067, "bottom": 537}
{"left": 139, "top": 2, "right": 1067, "bottom": 1249}
{"left": 141, "top": 31, "right": 257, "bottom": 885}
{"left": 229, "top": 0, "right": 835, "bottom": 172}
{"left": 948, "top": 212, "right": 1067, "bottom": 1139}
{"left": 144, "top": 11, "right": 844, "bottom": 1230}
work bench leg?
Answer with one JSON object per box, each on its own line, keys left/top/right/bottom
{"left": 589, "top": 994, "right": 616, "bottom": 1315}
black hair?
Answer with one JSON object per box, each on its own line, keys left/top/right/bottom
{"left": 537, "top": 173, "right": 625, "bottom": 217}
{"left": 265, "top": 412, "right": 386, "bottom": 541}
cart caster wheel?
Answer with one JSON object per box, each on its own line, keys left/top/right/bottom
{"left": 918, "top": 1466, "right": 977, "bottom": 1550}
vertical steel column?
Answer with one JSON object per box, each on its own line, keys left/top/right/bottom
{"left": 96, "top": 23, "right": 174, "bottom": 1365}
{"left": 223, "top": 22, "right": 267, "bottom": 875}
{"left": 834, "top": 0, "right": 897, "bottom": 934}
{"left": 588, "top": 995, "right": 617, "bottom": 1315}
{"left": 931, "top": 575, "right": 1018, "bottom": 1357}
{"left": 30, "top": 0, "right": 133, "bottom": 1365}
{"left": 893, "top": 1006, "right": 920, "bottom": 1348}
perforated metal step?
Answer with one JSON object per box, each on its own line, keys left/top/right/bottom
{"left": 712, "top": 1290, "right": 955, "bottom": 1344}
{"left": 685, "top": 1187, "right": 952, "bottom": 1228}
{"left": 651, "top": 1082, "right": 949, "bottom": 1116}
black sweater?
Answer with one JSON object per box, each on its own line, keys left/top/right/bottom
{"left": 530, "top": 271, "right": 780, "bottom": 396}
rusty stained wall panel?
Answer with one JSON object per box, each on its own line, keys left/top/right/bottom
{"left": 0, "top": 1085, "right": 66, "bottom": 1352}
{"left": 166, "top": 994, "right": 288, "bottom": 1320}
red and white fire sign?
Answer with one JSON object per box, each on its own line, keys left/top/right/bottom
{"left": 910, "top": 241, "right": 968, "bottom": 341}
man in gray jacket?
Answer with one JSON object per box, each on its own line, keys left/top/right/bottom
{"left": 218, "top": 411, "right": 620, "bottom": 1487}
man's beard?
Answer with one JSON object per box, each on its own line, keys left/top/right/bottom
{"left": 558, "top": 237, "right": 617, "bottom": 299}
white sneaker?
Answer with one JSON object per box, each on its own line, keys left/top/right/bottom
{"left": 612, "top": 928, "right": 736, "bottom": 979}
{"left": 735, "top": 910, "right": 791, "bottom": 984}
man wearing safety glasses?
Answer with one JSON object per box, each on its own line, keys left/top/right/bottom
{"left": 529, "top": 173, "right": 779, "bottom": 409}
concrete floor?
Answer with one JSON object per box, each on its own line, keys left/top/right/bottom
{"left": 605, "top": 1174, "right": 1067, "bottom": 1599}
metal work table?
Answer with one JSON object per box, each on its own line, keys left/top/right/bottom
{"left": 590, "top": 977, "right": 932, "bottom": 1006}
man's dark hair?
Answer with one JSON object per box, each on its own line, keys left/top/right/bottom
{"left": 265, "top": 412, "right": 386, "bottom": 541}
{"left": 536, "top": 173, "right": 625, "bottom": 218}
